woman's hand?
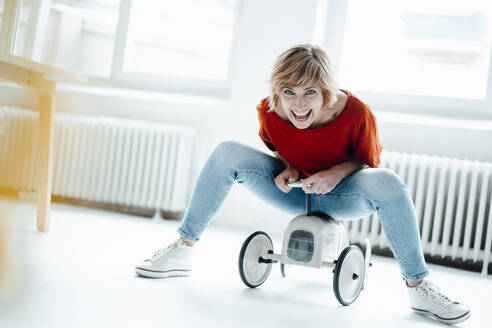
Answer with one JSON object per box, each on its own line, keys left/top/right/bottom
{"left": 300, "top": 159, "right": 367, "bottom": 194}
{"left": 274, "top": 166, "right": 300, "bottom": 193}
{"left": 300, "top": 169, "right": 344, "bottom": 194}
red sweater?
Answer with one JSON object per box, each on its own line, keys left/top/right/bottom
{"left": 257, "top": 90, "right": 382, "bottom": 177}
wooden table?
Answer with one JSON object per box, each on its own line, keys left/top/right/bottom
{"left": 0, "top": 53, "right": 87, "bottom": 232}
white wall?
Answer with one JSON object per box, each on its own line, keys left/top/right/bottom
{"left": 1, "top": 0, "right": 492, "bottom": 236}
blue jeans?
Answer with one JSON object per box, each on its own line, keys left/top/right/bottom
{"left": 178, "top": 141, "right": 429, "bottom": 281}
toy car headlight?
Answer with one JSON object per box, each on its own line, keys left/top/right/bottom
{"left": 287, "top": 230, "right": 314, "bottom": 263}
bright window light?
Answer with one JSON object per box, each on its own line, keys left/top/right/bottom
{"left": 7, "top": 0, "right": 122, "bottom": 76}
{"left": 47, "top": 0, "right": 121, "bottom": 76}
{"left": 339, "top": 0, "right": 492, "bottom": 99}
{"left": 123, "top": 0, "right": 238, "bottom": 80}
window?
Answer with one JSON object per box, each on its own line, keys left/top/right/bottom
{"left": 2, "top": 0, "right": 240, "bottom": 97}
{"left": 111, "top": 0, "right": 239, "bottom": 96}
{"left": 338, "top": 0, "right": 492, "bottom": 101}
{"left": 8, "top": 0, "right": 120, "bottom": 76}
{"left": 122, "top": 0, "right": 237, "bottom": 81}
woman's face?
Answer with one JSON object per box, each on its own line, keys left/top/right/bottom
{"left": 279, "top": 85, "right": 324, "bottom": 129}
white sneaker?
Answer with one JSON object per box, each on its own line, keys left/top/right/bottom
{"left": 407, "top": 280, "right": 470, "bottom": 325}
{"left": 135, "top": 239, "right": 193, "bottom": 278}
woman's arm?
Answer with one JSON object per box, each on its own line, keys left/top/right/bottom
{"left": 329, "top": 158, "right": 368, "bottom": 179}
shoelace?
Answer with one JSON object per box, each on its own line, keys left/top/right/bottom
{"left": 417, "top": 281, "right": 455, "bottom": 308}
{"left": 150, "top": 239, "right": 185, "bottom": 262}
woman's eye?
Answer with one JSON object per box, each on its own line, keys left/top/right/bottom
{"left": 306, "top": 89, "right": 316, "bottom": 95}
{"left": 284, "top": 90, "right": 294, "bottom": 95}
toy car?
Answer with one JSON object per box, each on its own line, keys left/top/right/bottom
{"left": 238, "top": 181, "right": 372, "bottom": 306}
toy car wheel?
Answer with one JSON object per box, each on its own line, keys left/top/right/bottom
{"left": 280, "top": 263, "right": 289, "bottom": 277}
{"left": 238, "top": 231, "right": 274, "bottom": 288}
{"left": 333, "top": 245, "right": 365, "bottom": 306}
{"left": 361, "top": 238, "right": 372, "bottom": 289}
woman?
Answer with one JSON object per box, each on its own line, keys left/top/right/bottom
{"left": 135, "top": 44, "right": 470, "bottom": 325}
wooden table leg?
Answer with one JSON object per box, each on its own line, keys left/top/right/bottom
{"left": 36, "top": 90, "right": 55, "bottom": 232}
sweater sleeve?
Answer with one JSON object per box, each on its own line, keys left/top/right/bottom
{"left": 258, "top": 125, "right": 276, "bottom": 151}
{"left": 349, "top": 109, "right": 382, "bottom": 168}
{"left": 257, "top": 98, "right": 277, "bottom": 151}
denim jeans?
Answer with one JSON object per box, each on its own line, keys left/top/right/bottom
{"left": 178, "top": 141, "right": 429, "bottom": 281}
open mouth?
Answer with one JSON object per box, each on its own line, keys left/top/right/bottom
{"left": 291, "top": 109, "right": 312, "bottom": 122}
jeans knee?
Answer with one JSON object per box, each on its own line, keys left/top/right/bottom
{"left": 374, "top": 168, "right": 402, "bottom": 182}
{"left": 213, "top": 140, "right": 242, "bottom": 156}
{"left": 360, "top": 168, "right": 408, "bottom": 201}
{"left": 375, "top": 168, "right": 409, "bottom": 198}
{"left": 208, "top": 140, "right": 246, "bottom": 170}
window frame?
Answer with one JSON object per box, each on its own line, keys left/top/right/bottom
{"left": 322, "top": 0, "right": 492, "bottom": 119}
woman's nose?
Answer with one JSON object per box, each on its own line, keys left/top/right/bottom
{"left": 294, "top": 96, "right": 308, "bottom": 109}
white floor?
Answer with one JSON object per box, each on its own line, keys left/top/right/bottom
{"left": 0, "top": 198, "right": 490, "bottom": 328}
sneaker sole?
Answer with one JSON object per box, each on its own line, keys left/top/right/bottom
{"left": 135, "top": 267, "right": 191, "bottom": 278}
{"left": 412, "top": 307, "right": 471, "bottom": 325}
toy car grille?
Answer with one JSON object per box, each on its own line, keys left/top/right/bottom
{"left": 287, "top": 230, "right": 314, "bottom": 263}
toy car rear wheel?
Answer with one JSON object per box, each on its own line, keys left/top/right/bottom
{"left": 238, "top": 231, "right": 274, "bottom": 288}
{"left": 280, "top": 263, "right": 289, "bottom": 277}
{"left": 361, "top": 238, "right": 372, "bottom": 290}
{"left": 333, "top": 245, "right": 365, "bottom": 306}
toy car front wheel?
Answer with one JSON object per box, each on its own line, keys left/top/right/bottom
{"left": 238, "top": 231, "right": 274, "bottom": 288}
{"left": 333, "top": 245, "right": 365, "bottom": 306}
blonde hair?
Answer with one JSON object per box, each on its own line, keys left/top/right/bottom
{"left": 269, "top": 44, "right": 338, "bottom": 112}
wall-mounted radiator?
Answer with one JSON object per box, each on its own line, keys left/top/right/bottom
{"left": 347, "top": 151, "right": 492, "bottom": 276}
{"left": 0, "top": 107, "right": 197, "bottom": 218}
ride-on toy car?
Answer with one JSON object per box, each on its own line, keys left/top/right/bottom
{"left": 238, "top": 181, "right": 372, "bottom": 306}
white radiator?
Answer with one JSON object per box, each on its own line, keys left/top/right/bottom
{"left": 0, "top": 107, "right": 197, "bottom": 216}
{"left": 347, "top": 151, "right": 492, "bottom": 276}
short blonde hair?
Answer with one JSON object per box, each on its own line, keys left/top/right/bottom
{"left": 269, "top": 44, "right": 338, "bottom": 112}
